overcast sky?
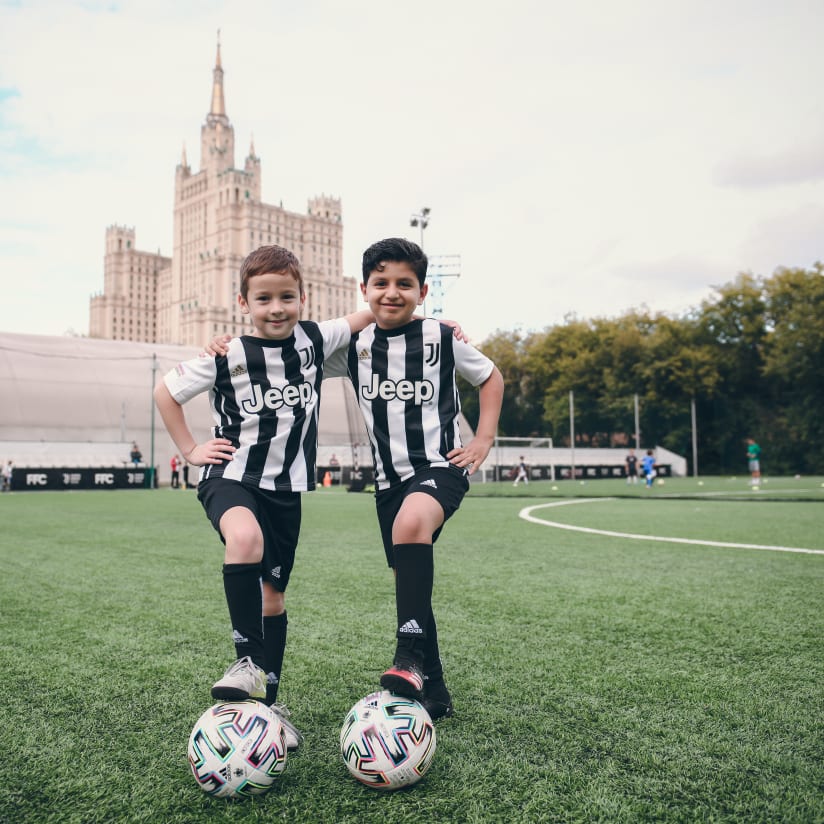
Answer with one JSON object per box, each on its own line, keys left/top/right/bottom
{"left": 1, "top": 0, "right": 823, "bottom": 343}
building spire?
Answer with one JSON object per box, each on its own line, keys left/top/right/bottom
{"left": 209, "top": 29, "right": 227, "bottom": 119}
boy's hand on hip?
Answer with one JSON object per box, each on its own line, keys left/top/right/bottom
{"left": 447, "top": 438, "right": 491, "bottom": 475}
{"left": 186, "top": 439, "right": 236, "bottom": 466}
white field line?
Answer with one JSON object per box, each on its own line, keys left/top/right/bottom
{"left": 519, "top": 498, "right": 824, "bottom": 556}
{"left": 659, "top": 487, "right": 819, "bottom": 498}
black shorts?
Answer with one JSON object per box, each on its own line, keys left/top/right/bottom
{"left": 197, "top": 478, "right": 301, "bottom": 591}
{"left": 375, "top": 466, "right": 469, "bottom": 567}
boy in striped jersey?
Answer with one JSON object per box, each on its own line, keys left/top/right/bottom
{"left": 328, "top": 237, "right": 504, "bottom": 720}
{"left": 154, "top": 245, "right": 374, "bottom": 750}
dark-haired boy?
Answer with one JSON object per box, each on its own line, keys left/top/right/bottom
{"left": 327, "top": 237, "right": 504, "bottom": 719}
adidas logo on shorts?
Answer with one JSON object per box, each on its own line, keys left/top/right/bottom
{"left": 419, "top": 479, "right": 438, "bottom": 489}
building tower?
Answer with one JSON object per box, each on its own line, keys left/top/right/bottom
{"left": 91, "top": 35, "right": 356, "bottom": 345}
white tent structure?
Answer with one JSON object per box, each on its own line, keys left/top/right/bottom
{"left": 0, "top": 331, "right": 368, "bottom": 478}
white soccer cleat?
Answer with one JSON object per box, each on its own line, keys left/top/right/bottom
{"left": 269, "top": 702, "right": 303, "bottom": 751}
{"left": 211, "top": 656, "right": 267, "bottom": 701}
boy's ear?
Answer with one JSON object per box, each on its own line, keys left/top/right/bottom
{"left": 418, "top": 283, "right": 428, "bottom": 305}
{"left": 360, "top": 282, "right": 368, "bottom": 300}
{"left": 237, "top": 294, "right": 249, "bottom": 314}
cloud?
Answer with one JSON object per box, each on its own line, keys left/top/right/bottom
{"left": 714, "top": 140, "right": 824, "bottom": 188}
{"left": 739, "top": 203, "right": 824, "bottom": 271}
{"left": 1, "top": 0, "right": 824, "bottom": 343}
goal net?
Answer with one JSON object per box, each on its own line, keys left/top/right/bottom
{"left": 476, "top": 437, "right": 554, "bottom": 483}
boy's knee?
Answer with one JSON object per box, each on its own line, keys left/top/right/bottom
{"left": 223, "top": 524, "right": 263, "bottom": 563}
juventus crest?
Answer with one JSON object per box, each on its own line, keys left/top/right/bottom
{"left": 299, "top": 345, "right": 316, "bottom": 369}
{"left": 424, "top": 342, "right": 440, "bottom": 366}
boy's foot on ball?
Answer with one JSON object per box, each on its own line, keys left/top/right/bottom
{"left": 380, "top": 658, "right": 424, "bottom": 701}
{"left": 211, "top": 656, "right": 267, "bottom": 701}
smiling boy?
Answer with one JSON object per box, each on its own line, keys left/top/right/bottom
{"left": 326, "top": 237, "right": 504, "bottom": 719}
{"left": 154, "top": 245, "right": 373, "bottom": 749}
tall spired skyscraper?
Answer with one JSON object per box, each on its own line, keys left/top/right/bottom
{"left": 90, "top": 37, "right": 356, "bottom": 345}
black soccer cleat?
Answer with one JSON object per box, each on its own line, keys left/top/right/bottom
{"left": 380, "top": 659, "right": 424, "bottom": 701}
{"left": 423, "top": 678, "right": 454, "bottom": 721}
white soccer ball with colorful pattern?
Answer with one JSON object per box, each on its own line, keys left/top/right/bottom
{"left": 340, "top": 690, "right": 437, "bottom": 790}
{"left": 187, "top": 701, "right": 287, "bottom": 798}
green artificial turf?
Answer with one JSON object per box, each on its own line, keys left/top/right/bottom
{"left": 0, "top": 484, "right": 821, "bottom": 823}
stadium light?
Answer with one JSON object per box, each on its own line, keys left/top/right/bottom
{"left": 409, "top": 207, "right": 430, "bottom": 250}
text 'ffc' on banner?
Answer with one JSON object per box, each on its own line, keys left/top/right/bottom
{"left": 11, "top": 468, "right": 151, "bottom": 491}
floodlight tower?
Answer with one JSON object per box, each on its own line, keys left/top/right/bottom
{"left": 409, "top": 206, "right": 430, "bottom": 249}
{"left": 408, "top": 206, "right": 461, "bottom": 317}
{"left": 427, "top": 255, "right": 461, "bottom": 317}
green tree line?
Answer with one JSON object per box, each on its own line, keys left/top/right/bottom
{"left": 461, "top": 263, "right": 824, "bottom": 475}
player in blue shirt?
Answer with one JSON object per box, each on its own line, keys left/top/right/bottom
{"left": 641, "top": 449, "right": 657, "bottom": 488}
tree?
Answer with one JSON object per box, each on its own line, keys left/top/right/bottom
{"left": 761, "top": 264, "right": 824, "bottom": 473}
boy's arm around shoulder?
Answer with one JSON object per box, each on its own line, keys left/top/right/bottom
{"left": 447, "top": 365, "right": 504, "bottom": 475}
{"left": 343, "top": 309, "right": 375, "bottom": 334}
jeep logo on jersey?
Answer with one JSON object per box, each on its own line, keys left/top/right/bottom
{"left": 242, "top": 381, "right": 314, "bottom": 413}
{"left": 360, "top": 375, "right": 435, "bottom": 405}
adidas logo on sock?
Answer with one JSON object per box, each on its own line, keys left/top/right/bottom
{"left": 267, "top": 671, "right": 279, "bottom": 685}
{"left": 232, "top": 629, "right": 249, "bottom": 644}
{"left": 399, "top": 619, "right": 424, "bottom": 635}
{"left": 419, "top": 479, "right": 438, "bottom": 489}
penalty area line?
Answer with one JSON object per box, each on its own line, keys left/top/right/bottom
{"left": 519, "top": 498, "right": 824, "bottom": 556}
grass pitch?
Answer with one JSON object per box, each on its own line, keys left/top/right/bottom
{"left": 1, "top": 480, "right": 822, "bottom": 823}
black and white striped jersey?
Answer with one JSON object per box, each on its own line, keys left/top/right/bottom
{"left": 163, "top": 318, "right": 350, "bottom": 491}
{"left": 327, "top": 318, "right": 494, "bottom": 491}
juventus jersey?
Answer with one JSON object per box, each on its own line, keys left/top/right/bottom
{"left": 163, "top": 318, "right": 350, "bottom": 492}
{"left": 327, "top": 318, "right": 494, "bottom": 491}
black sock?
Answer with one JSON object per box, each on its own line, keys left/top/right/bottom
{"left": 393, "top": 543, "right": 433, "bottom": 663}
{"left": 422, "top": 608, "right": 444, "bottom": 682}
{"left": 263, "top": 612, "right": 288, "bottom": 704}
{"left": 222, "top": 563, "right": 264, "bottom": 669}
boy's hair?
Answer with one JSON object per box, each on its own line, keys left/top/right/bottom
{"left": 362, "top": 237, "right": 428, "bottom": 286}
{"left": 240, "top": 245, "right": 303, "bottom": 298}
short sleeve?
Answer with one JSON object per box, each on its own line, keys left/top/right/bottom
{"left": 318, "top": 317, "right": 352, "bottom": 356}
{"left": 163, "top": 351, "right": 219, "bottom": 404}
{"left": 453, "top": 338, "right": 495, "bottom": 387}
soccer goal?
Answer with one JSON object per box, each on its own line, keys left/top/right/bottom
{"left": 477, "top": 437, "right": 554, "bottom": 483}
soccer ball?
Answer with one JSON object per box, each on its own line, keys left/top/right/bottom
{"left": 187, "top": 701, "right": 287, "bottom": 798}
{"left": 340, "top": 690, "right": 436, "bottom": 790}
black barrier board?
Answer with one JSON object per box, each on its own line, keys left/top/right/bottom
{"left": 10, "top": 467, "right": 151, "bottom": 491}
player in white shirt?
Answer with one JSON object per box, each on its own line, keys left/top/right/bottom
{"left": 154, "top": 245, "right": 374, "bottom": 749}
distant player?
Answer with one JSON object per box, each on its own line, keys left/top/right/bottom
{"left": 641, "top": 449, "right": 657, "bottom": 488}
{"left": 154, "top": 244, "right": 375, "bottom": 751}
{"left": 625, "top": 448, "right": 639, "bottom": 484}
{"left": 513, "top": 456, "right": 528, "bottom": 487}
{"left": 327, "top": 237, "right": 504, "bottom": 721}
{"left": 746, "top": 438, "right": 762, "bottom": 486}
